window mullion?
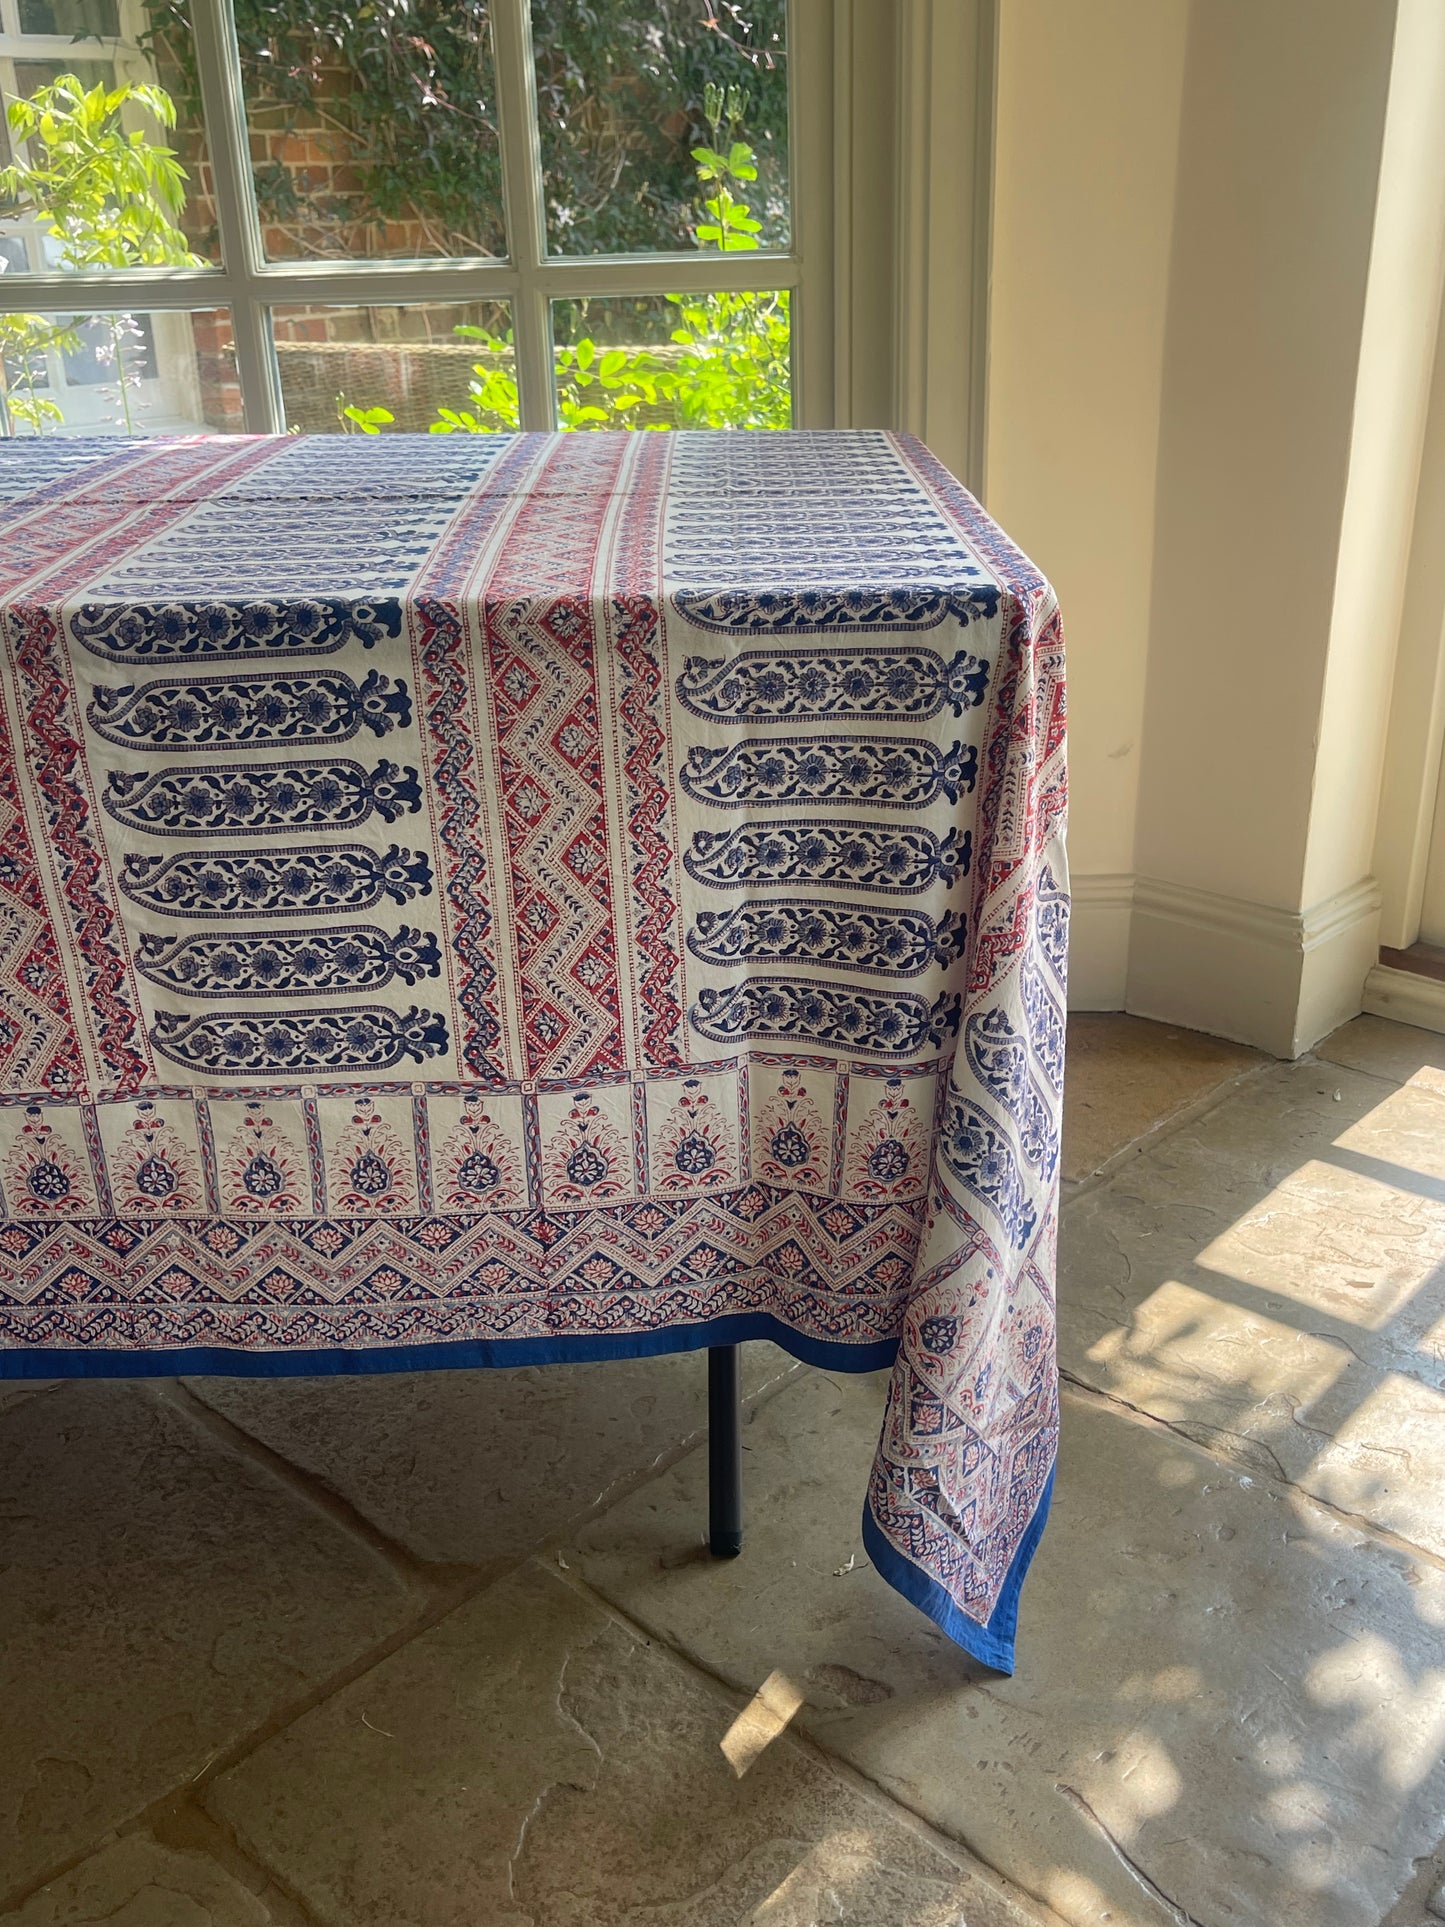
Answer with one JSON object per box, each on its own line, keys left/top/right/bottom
{"left": 789, "top": 0, "right": 830, "bottom": 428}
{"left": 191, "top": 0, "right": 282, "bottom": 431}
{"left": 489, "top": 0, "right": 554, "bottom": 431}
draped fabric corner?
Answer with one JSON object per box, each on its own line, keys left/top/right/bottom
{"left": 0, "top": 429, "right": 1066, "bottom": 1671}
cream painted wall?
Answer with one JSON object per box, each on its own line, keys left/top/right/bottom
{"left": 984, "top": 0, "right": 1188, "bottom": 1007}
{"left": 1303, "top": 1, "right": 1445, "bottom": 916}
{"left": 1375, "top": 278, "right": 1445, "bottom": 952}
{"left": 1134, "top": 0, "right": 1396, "bottom": 913}
{"left": 982, "top": 0, "right": 1438, "bottom": 1050}
{"left": 1129, "top": 0, "right": 1401, "bottom": 1053}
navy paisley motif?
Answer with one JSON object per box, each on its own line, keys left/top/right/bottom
{"left": 691, "top": 980, "right": 960, "bottom": 1057}
{"left": 119, "top": 843, "right": 433, "bottom": 919}
{"left": 1021, "top": 962, "right": 1065, "bottom": 1095}
{"left": 965, "top": 1006, "right": 1027, "bottom": 1105}
{"left": 103, "top": 759, "right": 422, "bottom": 836}
{"left": 69, "top": 596, "right": 403, "bottom": 662}
{"left": 151, "top": 1004, "right": 448, "bottom": 1074}
{"left": 1035, "top": 863, "right": 1069, "bottom": 984}
{"left": 680, "top": 736, "right": 976, "bottom": 809}
{"left": 940, "top": 1089, "right": 1038, "bottom": 1249}
{"left": 671, "top": 583, "right": 1000, "bottom": 635}
{"left": 684, "top": 821, "right": 968, "bottom": 894}
{"left": 661, "top": 436, "right": 1004, "bottom": 637}
{"left": 136, "top": 924, "right": 442, "bottom": 996}
{"left": 675, "top": 645, "right": 989, "bottom": 724}
{"left": 688, "top": 903, "right": 965, "bottom": 977}
{"left": 87, "top": 669, "right": 411, "bottom": 750}
{"left": 965, "top": 1008, "right": 1058, "bottom": 1176}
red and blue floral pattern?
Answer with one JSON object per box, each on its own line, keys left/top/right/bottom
{"left": 0, "top": 429, "right": 1066, "bottom": 1674}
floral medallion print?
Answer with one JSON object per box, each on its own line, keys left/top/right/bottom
{"left": 435, "top": 1097, "right": 525, "bottom": 1210}
{"left": 110, "top": 1100, "right": 203, "bottom": 1214}
{"left": 753, "top": 1069, "right": 831, "bottom": 1191}
{"left": 844, "top": 1079, "right": 928, "bottom": 1200}
{"left": 327, "top": 1096, "right": 417, "bottom": 1213}
{"left": 653, "top": 1079, "right": 737, "bottom": 1191}
{"left": 3, "top": 1106, "right": 93, "bottom": 1215}
{"left": 218, "top": 1102, "right": 309, "bottom": 1215}
{"left": 541, "top": 1093, "right": 632, "bottom": 1202}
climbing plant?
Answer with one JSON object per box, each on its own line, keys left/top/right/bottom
{"left": 0, "top": 314, "right": 82, "bottom": 435}
{"left": 0, "top": 76, "right": 199, "bottom": 434}
{"left": 530, "top": 0, "right": 787, "bottom": 254}
{"left": 139, "top": 0, "right": 787, "bottom": 259}
{"left": 432, "top": 84, "right": 790, "bottom": 435}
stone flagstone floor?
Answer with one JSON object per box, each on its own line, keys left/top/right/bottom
{"left": 2, "top": 1013, "right": 1444, "bottom": 1926}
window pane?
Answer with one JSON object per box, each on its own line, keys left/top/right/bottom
{"left": 551, "top": 292, "right": 790, "bottom": 431}
{"left": 237, "top": 7, "right": 504, "bottom": 263}
{"left": 0, "top": 307, "right": 240, "bottom": 436}
{"left": 0, "top": 6, "right": 220, "bottom": 268}
{"left": 19, "top": 0, "right": 119, "bottom": 33}
{"left": 532, "top": 0, "right": 789, "bottom": 257}
{"left": 272, "top": 302, "right": 516, "bottom": 434}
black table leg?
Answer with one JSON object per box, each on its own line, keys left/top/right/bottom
{"left": 708, "top": 1343, "right": 743, "bottom": 1557}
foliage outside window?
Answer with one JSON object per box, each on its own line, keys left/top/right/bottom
{"left": 0, "top": 76, "right": 199, "bottom": 432}
{"left": 426, "top": 88, "right": 790, "bottom": 438}
{"left": 0, "top": 0, "right": 795, "bottom": 438}
{"left": 139, "top": 0, "right": 786, "bottom": 262}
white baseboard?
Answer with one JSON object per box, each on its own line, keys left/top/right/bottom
{"left": 1362, "top": 963, "right": 1445, "bottom": 1035}
{"left": 1063, "top": 870, "right": 1384, "bottom": 1052}
{"left": 1066, "top": 873, "right": 1134, "bottom": 1009}
{"left": 1123, "top": 875, "right": 1380, "bottom": 1058}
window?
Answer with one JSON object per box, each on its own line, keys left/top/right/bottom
{"left": 0, "top": 0, "right": 810, "bottom": 437}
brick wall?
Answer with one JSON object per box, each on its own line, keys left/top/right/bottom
{"left": 245, "top": 75, "right": 443, "bottom": 266}
{"left": 158, "top": 45, "right": 461, "bottom": 430}
{"left": 187, "top": 307, "right": 245, "bottom": 431}
{"left": 275, "top": 338, "right": 505, "bottom": 434}
{"left": 150, "top": 48, "right": 694, "bottom": 435}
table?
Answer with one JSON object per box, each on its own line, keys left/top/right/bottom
{"left": 0, "top": 429, "right": 1066, "bottom": 1673}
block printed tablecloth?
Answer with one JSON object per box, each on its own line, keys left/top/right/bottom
{"left": 0, "top": 430, "right": 1066, "bottom": 1670}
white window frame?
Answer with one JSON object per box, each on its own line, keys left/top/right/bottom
{"left": 0, "top": 0, "right": 838, "bottom": 433}
{"left": 0, "top": 0, "right": 997, "bottom": 467}
{"left": 1374, "top": 290, "right": 1445, "bottom": 959}
{"left": 0, "top": 0, "right": 216, "bottom": 429}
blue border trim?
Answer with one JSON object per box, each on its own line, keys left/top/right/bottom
{"left": 0, "top": 1313, "right": 900, "bottom": 1382}
{"left": 861, "top": 1462, "right": 1055, "bottom": 1675}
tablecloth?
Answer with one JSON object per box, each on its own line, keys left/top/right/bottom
{"left": 0, "top": 429, "right": 1066, "bottom": 1671}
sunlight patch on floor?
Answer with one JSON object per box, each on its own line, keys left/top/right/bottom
{"left": 721, "top": 1669, "right": 806, "bottom": 1777}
